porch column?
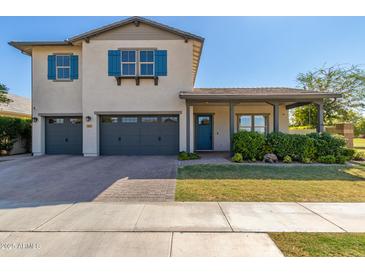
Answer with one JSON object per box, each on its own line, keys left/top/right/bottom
{"left": 229, "top": 102, "right": 235, "bottom": 152}
{"left": 316, "top": 101, "right": 324, "bottom": 133}
{"left": 273, "top": 102, "right": 280, "bottom": 132}
{"left": 186, "top": 103, "right": 190, "bottom": 152}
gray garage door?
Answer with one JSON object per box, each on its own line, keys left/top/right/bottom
{"left": 100, "top": 115, "right": 179, "bottom": 155}
{"left": 45, "top": 117, "right": 83, "bottom": 155}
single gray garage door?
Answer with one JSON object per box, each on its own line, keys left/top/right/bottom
{"left": 45, "top": 117, "right": 82, "bottom": 155}
{"left": 100, "top": 115, "right": 179, "bottom": 155}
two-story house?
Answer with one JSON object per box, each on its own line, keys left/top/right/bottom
{"left": 9, "top": 16, "right": 339, "bottom": 156}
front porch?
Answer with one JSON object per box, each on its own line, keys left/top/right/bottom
{"left": 180, "top": 88, "right": 339, "bottom": 153}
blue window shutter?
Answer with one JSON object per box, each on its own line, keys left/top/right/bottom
{"left": 108, "top": 50, "right": 121, "bottom": 76}
{"left": 47, "top": 55, "right": 56, "bottom": 80}
{"left": 154, "top": 50, "right": 167, "bottom": 76}
{"left": 70, "top": 55, "right": 79, "bottom": 80}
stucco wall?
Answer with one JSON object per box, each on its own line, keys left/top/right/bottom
{"left": 192, "top": 103, "right": 289, "bottom": 151}
{"left": 32, "top": 45, "right": 82, "bottom": 155}
{"left": 81, "top": 39, "right": 193, "bottom": 155}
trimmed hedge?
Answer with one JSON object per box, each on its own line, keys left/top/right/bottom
{"left": 0, "top": 117, "right": 31, "bottom": 153}
{"left": 232, "top": 131, "right": 265, "bottom": 161}
{"left": 266, "top": 132, "right": 316, "bottom": 161}
{"left": 232, "top": 131, "right": 353, "bottom": 163}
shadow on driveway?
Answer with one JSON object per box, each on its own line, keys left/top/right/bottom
{"left": 0, "top": 155, "right": 177, "bottom": 208}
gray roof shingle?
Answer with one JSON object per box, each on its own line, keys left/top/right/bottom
{"left": 0, "top": 93, "right": 31, "bottom": 116}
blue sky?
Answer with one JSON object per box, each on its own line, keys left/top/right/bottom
{"left": 1, "top": 16, "right": 365, "bottom": 98}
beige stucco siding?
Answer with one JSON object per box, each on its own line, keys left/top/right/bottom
{"left": 192, "top": 105, "right": 230, "bottom": 151}
{"left": 192, "top": 103, "right": 289, "bottom": 151}
{"left": 91, "top": 22, "right": 183, "bottom": 40}
{"left": 31, "top": 45, "right": 82, "bottom": 155}
{"left": 81, "top": 39, "right": 193, "bottom": 155}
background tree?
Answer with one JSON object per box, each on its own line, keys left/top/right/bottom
{"left": 354, "top": 117, "right": 365, "bottom": 137}
{"left": 0, "top": 83, "right": 12, "bottom": 104}
{"left": 292, "top": 65, "right": 365, "bottom": 127}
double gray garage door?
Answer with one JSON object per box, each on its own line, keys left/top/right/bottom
{"left": 45, "top": 115, "right": 179, "bottom": 155}
{"left": 100, "top": 115, "right": 179, "bottom": 155}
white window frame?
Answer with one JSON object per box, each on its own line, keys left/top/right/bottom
{"left": 56, "top": 55, "right": 71, "bottom": 80}
{"left": 139, "top": 50, "right": 155, "bottom": 76}
{"left": 121, "top": 50, "right": 137, "bottom": 76}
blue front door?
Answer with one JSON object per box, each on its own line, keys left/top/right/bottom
{"left": 196, "top": 115, "right": 213, "bottom": 150}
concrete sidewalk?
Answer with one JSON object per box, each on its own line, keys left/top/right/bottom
{"left": 0, "top": 202, "right": 364, "bottom": 256}
{"left": 0, "top": 202, "right": 364, "bottom": 232}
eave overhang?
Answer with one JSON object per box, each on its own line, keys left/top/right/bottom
{"left": 179, "top": 91, "right": 342, "bottom": 102}
{"left": 8, "top": 41, "right": 71, "bottom": 56}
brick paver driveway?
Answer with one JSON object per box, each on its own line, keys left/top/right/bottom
{"left": 0, "top": 155, "right": 177, "bottom": 205}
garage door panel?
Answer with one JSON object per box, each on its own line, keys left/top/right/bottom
{"left": 100, "top": 115, "right": 179, "bottom": 155}
{"left": 120, "top": 135, "right": 140, "bottom": 146}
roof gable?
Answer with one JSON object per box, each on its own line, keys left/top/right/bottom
{"left": 68, "top": 17, "right": 204, "bottom": 42}
{"left": 89, "top": 21, "right": 183, "bottom": 41}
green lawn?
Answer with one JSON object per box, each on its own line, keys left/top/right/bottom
{"left": 354, "top": 138, "right": 365, "bottom": 153}
{"left": 176, "top": 164, "right": 365, "bottom": 202}
{"left": 270, "top": 233, "right": 365, "bottom": 256}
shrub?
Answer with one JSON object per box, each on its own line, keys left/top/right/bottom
{"left": 283, "top": 155, "right": 292, "bottom": 163}
{"left": 232, "top": 130, "right": 350, "bottom": 165}
{"left": 231, "top": 153, "right": 243, "bottom": 163}
{"left": 341, "top": 148, "right": 355, "bottom": 160}
{"left": 307, "top": 132, "right": 347, "bottom": 159}
{"left": 0, "top": 117, "right": 31, "bottom": 154}
{"left": 318, "top": 155, "right": 337, "bottom": 164}
{"left": 266, "top": 132, "right": 316, "bottom": 161}
{"left": 336, "top": 155, "right": 348, "bottom": 164}
{"left": 178, "top": 151, "right": 189, "bottom": 160}
{"left": 353, "top": 151, "right": 365, "bottom": 161}
{"left": 291, "top": 134, "right": 316, "bottom": 161}
{"left": 265, "top": 132, "right": 292, "bottom": 159}
{"left": 301, "top": 157, "right": 311, "bottom": 164}
{"left": 232, "top": 131, "right": 265, "bottom": 160}
{"left": 178, "top": 151, "right": 200, "bottom": 161}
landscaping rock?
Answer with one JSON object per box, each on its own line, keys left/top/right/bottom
{"left": 263, "top": 153, "right": 278, "bottom": 163}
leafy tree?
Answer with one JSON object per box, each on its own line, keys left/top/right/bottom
{"left": 0, "top": 83, "right": 12, "bottom": 104}
{"left": 292, "top": 65, "right": 365, "bottom": 127}
{"left": 354, "top": 117, "right": 365, "bottom": 137}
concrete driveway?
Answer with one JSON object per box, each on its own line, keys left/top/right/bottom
{"left": 0, "top": 155, "right": 177, "bottom": 206}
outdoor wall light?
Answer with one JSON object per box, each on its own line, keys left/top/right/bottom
{"left": 32, "top": 117, "right": 38, "bottom": 123}
{"left": 85, "top": 116, "right": 92, "bottom": 122}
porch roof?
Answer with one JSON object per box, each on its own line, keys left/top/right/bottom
{"left": 180, "top": 88, "right": 341, "bottom": 101}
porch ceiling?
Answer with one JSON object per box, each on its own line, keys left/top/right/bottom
{"left": 180, "top": 88, "right": 341, "bottom": 102}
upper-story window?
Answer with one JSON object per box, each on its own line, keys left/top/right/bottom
{"left": 108, "top": 49, "right": 167, "bottom": 83}
{"left": 139, "top": 50, "right": 154, "bottom": 76}
{"left": 121, "top": 50, "right": 136, "bottom": 76}
{"left": 56, "top": 55, "right": 71, "bottom": 80}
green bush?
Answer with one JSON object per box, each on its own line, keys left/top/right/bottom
{"left": 318, "top": 155, "right": 337, "bottom": 164}
{"left": 231, "top": 130, "right": 350, "bottom": 164}
{"left": 0, "top": 117, "right": 31, "bottom": 153}
{"left": 178, "top": 151, "right": 200, "bottom": 161}
{"left": 283, "top": 155, "right": 292, "bottom": 163}
{"left": 232, "top": 131, "right": 265, "bottom": 161}
{"left": 353, "top": 151, "right": 365, "bottom": 161}
{"left": 231, "top": 153, "right": 243, "bottom": 163}
{"left": 336, "top": 155, "right": 348, "bottom": 164}
{"left": 307, "top": 132, "right": 347, "bottom": 159}
{"left": 341, "top": 148, "right": 355, "bottom": 159}
{"left": 266, "top": 132, "right": 315, "bottom": 161}
{"left": 301, "top": 157, "right": 311, "bottom": 164}
{"left": 265, "top": 132, "right": 292, "bottom": 159}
